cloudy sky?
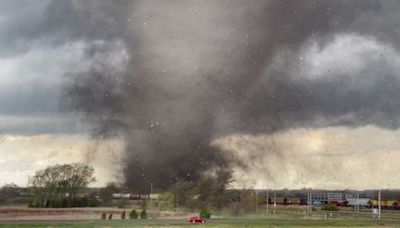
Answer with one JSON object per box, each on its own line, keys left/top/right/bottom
{"left": 1, "top": 0, "right": 400, "bottom": 190}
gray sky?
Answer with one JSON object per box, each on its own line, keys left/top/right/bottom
{"left": 1, "top": 0, "right": 400, "bottom": 189}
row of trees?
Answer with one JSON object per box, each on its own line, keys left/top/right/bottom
{"left": 167, "top": 169, "right": 233, "bottom": 211}
{"left": 27, "top": 163, "right": 237, "bottom": 212}
{"left": 150, "top": 170, "right": 267, "bottom": 216}
{"left": 0, "top": 183, "right": 20, "bottom": 197}
{"left": 29, "top": 164, "right": 96, "bottom": 207}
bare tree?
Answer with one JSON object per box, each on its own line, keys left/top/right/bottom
{"left": 99, "top": 182, "right": 120, "bottom": 205}
{"left": 29, "top": 163, "right": 96, "bottom": 207}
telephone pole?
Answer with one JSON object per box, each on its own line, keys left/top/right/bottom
{"left": 307, "top": 192, "right": 312, "bottom": 216}
{"left": 273, "top": 192, "right": 276, "bottom": 214}
{"left": 255, "top": 190, "right": 258, "bottom": 213}
{"left": 357, "top": 193, "right": 360, "bottom": 213}
{"left": 266, "top": 191, "right": 269, "bottom": 214}
{"left": 150, "top": 183, "right": 153, "bottom": 205}
{"left": 378, "top": 189, "right": 381, "bottom": 220}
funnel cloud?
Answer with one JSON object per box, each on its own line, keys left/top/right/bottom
{"left": 2, "top": 0, "right": 400, "bottom": 189}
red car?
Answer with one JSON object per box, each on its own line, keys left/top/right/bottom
{"left": 188, "top": 216, "right": 206, "bottom": 223}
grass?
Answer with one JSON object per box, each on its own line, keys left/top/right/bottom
{"left": 1, "top": 217, "right": 400, "bottom": 228}
{"left": 1, "top": 205, "right": 400, "bottom": 227}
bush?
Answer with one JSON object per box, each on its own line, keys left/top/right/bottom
{"left": 101, "top": 212, "right": 106, "bottom": 220}
{"left": 108, "top": 212, "right": 113, "bottom": 220}
{"left": 121, "top": 210, "right": 126, "bottom": 219}
{"left": 28, "top": 200, "right": 39, "bottom": 208}
{"left": 321, "top": 204, "right": 339, "bottom": 211}
{"left": 129, "top": 209, "right": 138, "bottom": 219}
{"left": 200, "top": 207, "right": 211, "bottom": 219}
{"left": 70, "top": 197, "right": 99, "bottom": 207}
{"left": 140, "top": 209, "right": 147, "bottom": 219}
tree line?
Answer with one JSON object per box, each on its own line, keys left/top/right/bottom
{"left": 29, "top": 163, "right": 96, "bottom": 207}
{"left": 27, "top": 163, "right": 261, "bottom": 215}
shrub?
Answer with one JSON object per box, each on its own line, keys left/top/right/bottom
{"left": 129, "top": 209, "right": 138, "bottom": 219}
{"left": 321, "top": 204, "right": 339, "bottom": 211}
{"left": 140, "top": 209, "right": 147, "bottom": 219}
{"left": 101, "top": 212, "right": 106, "bottom": 220}
{"left": 200, "top": 207, "right": 211, "bottom": 219}
{"left": 108, "top": 212, "right": 113, "bottom": 220}
{"left": 72, "top": 197, "right": 99, "bottom": 207}
{"left": 121, "top": 210, "right": 126, "bottom": 219}
{"left": 28, "top": 200, "right": 39, "bottom": 208}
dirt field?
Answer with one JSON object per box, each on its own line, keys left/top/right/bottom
{"left": 0, "top": 206, "right": 194, "bottom": 221}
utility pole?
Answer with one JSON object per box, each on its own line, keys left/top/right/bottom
{"left": 354, "top": 192, "right": 359, "bottom": 213}
{"left": 378, "top": 189, "right": 381, "bottom": 220}
{"left": 273, "top": 192, "right": 276, "bottom": 214}
{"left": 266, "top": 190, "right": 269, "bottom": 214}
{"left": 175, "top": 180, "right": 179, "bottom": 209}
{"left": 357, "top": 193, "right": 360, "bottom": 213}
{"left": 307, "top": 192, "right": 310, "bottom": 216}
{"left": 255, "top": 190, "right": 258, "bottom": 213}
{"left": 150, "top": 183, "right": 153, "bottom": 205}
{"left": 310, "top": 192, "right": 312, "bottom": 216}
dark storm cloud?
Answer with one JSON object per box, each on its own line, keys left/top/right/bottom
{"left": 4, "top": 0, "right": 400, "bottom": 190}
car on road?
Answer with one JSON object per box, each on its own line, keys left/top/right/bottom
{"left": 188, "top": 216, "right": 206, "bottom": 223}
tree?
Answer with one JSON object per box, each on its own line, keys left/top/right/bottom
{"left": 233, "top": 189, "right": 258, "bottom": 213}
{"left": 169, "top": 180, "right": 196, "bottom": 209}
{"left": 129, "top": 209, "right": 138, "bottom": 219}
{"left": 155, "top": 192, "right": 175, "bottom": 210}
{"left": 99, "top": 182, "right": 120, "bottom": 205}
{"left": 321, "top": 204, "right": 339, "bottom": 211}
{"left": 0, "top": 183, "right": 20, "bottom": 197}
{"left": 63, "top": 164, "right": 96, "bottom": 207}
{"left": 195, "top": 169, "right": 233, "bottom": 209}
{"left": 29, "top": 163, "right": 96, "bottom": 207}
{"left": 200, "top": 207, "right": 211, "bottom": 218}
{"left": 140, "top": 209, "right": 147, "bottom": 219}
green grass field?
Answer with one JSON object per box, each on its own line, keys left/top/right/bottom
{"left": 1, "top": 205, "right": 399, "bottom": 227}
{"left": 1, "top": 217, "right": 400, "bottom": 228}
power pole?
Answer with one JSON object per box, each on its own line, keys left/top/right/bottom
{"left": 308, "top": 192, "right": 310, "bottom": 216}
{"left": 266, "top": 191, "right": 269, "bottom": 214}
{"left": 273, "top": 192, "right": 276, "bottom": 214}
{"left": 310, "top": 192, "right": 312, "bottom": 216}
{"left": 150, "top": 183, "right": 153, "bottom": 205}
{"left": 354, "top": 192, "right": 359, "bottom": 213}
{"left": 255, "top": 190, "right": 258, "bottom": 213}
{"left": 357, "top": 193, "right": 360, "bottom": 213}
{"left": 175, "top": 181, "right": 179, "bottom": 209}
{"left": 378, "top": 189, "right": 381, "bottom": 220}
